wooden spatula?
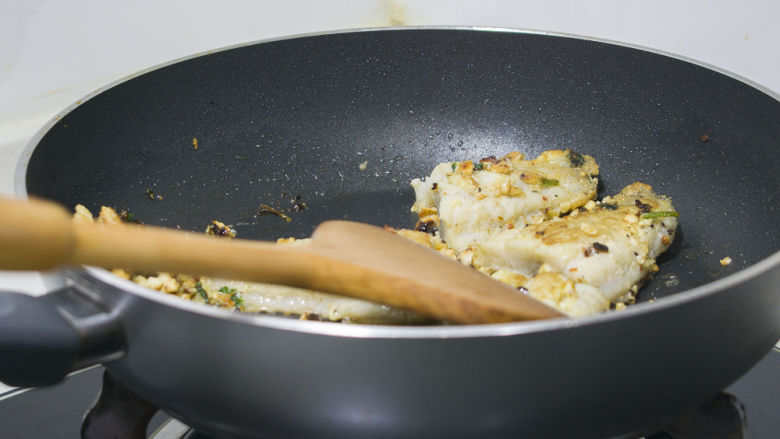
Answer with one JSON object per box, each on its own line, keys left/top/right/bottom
{"left": 0, "top": 196, "right": 565, "bottom": 324}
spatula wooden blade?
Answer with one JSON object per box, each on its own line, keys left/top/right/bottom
{"left": 306, "top": 221, "right": 566, "bottom": 323}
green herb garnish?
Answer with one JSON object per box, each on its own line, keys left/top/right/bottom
{"left": 473, "top": 163, "right": 484, "bottom": 171}
{"left": 540, "top": 178, "right": 559, "bottom": 187}
{"left": 195, "top": 281, "right": 209, "bottom": 303}
{"left": 118, "top": 208, "right": 141, "bottom": 224}
{"left": 219, "top": 286, "right": 244, "bottom": 309}
{"left": 641, "top": 211, "right": 679, "bottom": 219}
{"left": 451, "top": 162, "right": 457, "bottom": 171}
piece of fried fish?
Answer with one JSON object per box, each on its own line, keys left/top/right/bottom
{"left": 411, "top": 150, "right": 599, "bottom": 252}
{"left": 474, "top": 182, "right": 678, "bottom": 301}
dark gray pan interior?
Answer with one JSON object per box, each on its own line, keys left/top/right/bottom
{"left": 25, "top": 29, "right": 780, "bottom": 303}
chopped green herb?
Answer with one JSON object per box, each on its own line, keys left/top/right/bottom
{"left": 473, "top": 163, "right": 484, "bottom": 171}
{"left": 451, "top": 162, "right": 457, "bottom": 171}
{"left": 540, "top": 178, "right": 559, "bottom": 187}
{"left": 195, "top": 281, "right": 209, "bottom": 303}
{"left": 641, "top": 211, "right": 680, "bottom": 219}
{"left": 231, "top": 293, "right": 245, "bottom": 308}
{"left": 118, "top": 208, "right": 142, "bottom": 224}
{"left": 219, "top": 286, "right": 244, "bottom": 308}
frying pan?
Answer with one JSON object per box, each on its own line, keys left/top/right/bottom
{"left": 3, "top": 27, "right": 780, "bottom": 439}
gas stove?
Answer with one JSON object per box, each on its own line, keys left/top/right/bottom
{"left": 2, "top": 348, "right": 778, "bottom": 438}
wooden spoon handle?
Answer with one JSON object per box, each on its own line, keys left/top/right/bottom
{"left": 0, "top": 197, "right": 313, "bottom": 285}
{"left": 0, "top": 197, "right": 75, "bottom": 271}
{"left": 72, "top": 221, "right": 313, "bottom": 282}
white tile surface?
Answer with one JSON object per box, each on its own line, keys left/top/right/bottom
{"left": 0, "top": 136, "right": 28, "bottom": 197}
{"left": 3, "top": 0, "right": 780, "bottom": 138}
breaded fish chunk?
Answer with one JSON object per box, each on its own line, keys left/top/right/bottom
{"left": 473, "top": 183, "right": 677, "bottom": 301}
{"left": 411, "top": 150, "right": 599, "bottom": 252}
{"left": 490, "top": 268, "right": 609, "bottom": 317}
{"left": 205, "top": 277, "right": 431, "bottom": 325}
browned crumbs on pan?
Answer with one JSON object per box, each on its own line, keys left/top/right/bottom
{"left": 254, "top": 204, "right": 292, "bottom": 222}
{"left": 70, "top": 204, "right": 246, "bottom": 311}
{"left": 206, "top": 221, "right": 236, "bottom": 238}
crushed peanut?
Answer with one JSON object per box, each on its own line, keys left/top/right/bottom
{"left": 580, "top": 222, "right": 599, "bottom": 236}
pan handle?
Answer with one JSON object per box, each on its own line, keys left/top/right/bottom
{"left": 0, "top": 281, "right": 127, "bottom": 388}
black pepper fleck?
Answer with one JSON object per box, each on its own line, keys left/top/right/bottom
{"left": 289, "top": 202, "right": 306, "bottom": 212}
{"left": 568, "top": 150, "right": 585, "bottom": 167}
{"left": 415, "top": 219, "right": 438, "bottom": 235}
{"left": 593, "top": 242, "right": 609, "bottom": 253}
{"left": 635, "top": 199, "right": 651, "bottom": 214}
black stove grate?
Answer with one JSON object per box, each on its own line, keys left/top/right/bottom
{"left": 84, "top": 370, "right": 750, "bottom": 439}
{"left": 4, "top": 349, "right": 780, "bottom": 439}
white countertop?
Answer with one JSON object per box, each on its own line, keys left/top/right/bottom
{"left": 2, "top": 0, "right": 780, "bottom": 394}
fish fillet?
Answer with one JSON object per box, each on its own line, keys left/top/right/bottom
{"left": 473, "top": 182, "right": 677, "bottom": 301}
{"left": 411, "top": 150, "right": 599, "bottom": 252}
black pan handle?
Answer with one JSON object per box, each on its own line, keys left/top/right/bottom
{"left": 0, "top": 283, "right": 127, "bottom": 388}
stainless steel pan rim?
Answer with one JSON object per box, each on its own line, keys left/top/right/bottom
{"left": 16, "top": 25, "right": 780, "bottom": 340}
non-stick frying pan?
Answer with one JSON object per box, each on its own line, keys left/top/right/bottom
{"left": 3, "top": 27, "right": 780, "bottom": 439}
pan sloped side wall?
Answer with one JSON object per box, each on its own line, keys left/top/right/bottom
{"left": 89, "top": 261, "right": 780, "bottom": 439}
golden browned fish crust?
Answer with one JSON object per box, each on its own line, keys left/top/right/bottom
{"left": 474, "top": 182, "right": 677, "bottom": 301}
